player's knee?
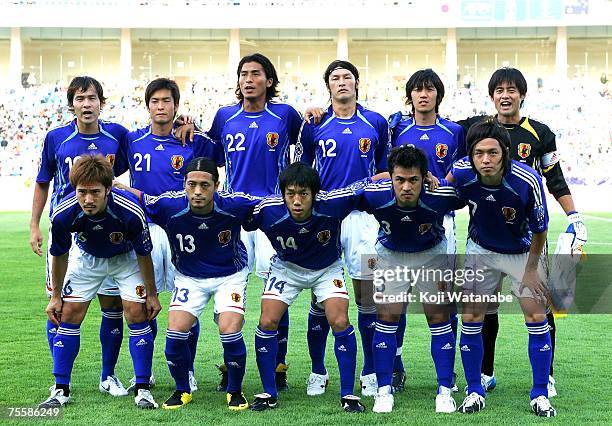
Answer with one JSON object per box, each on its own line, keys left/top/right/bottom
{"left": 218, "top": 314, "right": 243, "bottom": 334}
{"left": 259, "top": 315, "right": 280, "bottom": 331}
{"left": 524, "top": 312, "right": 547, "bottom": 324}
{"left": 60, "top": 302, "right": 87, "bottom": 325}
{"left": 461, "top": 312, "right": 484, "bottom": 323}
{"left": 328, "top": 315, "right": 350, "bottom": 334}
{"left": 425, "top": 311, "right": 449, "bottom": 325}
{"left": 377, "top": 311, "right": 401, "bottom": 323}
{"left": 122, "top": 301, "right": 147, "bottom": 323}
{"left": 98, "top": 294, "right": 122, "bottom": 310}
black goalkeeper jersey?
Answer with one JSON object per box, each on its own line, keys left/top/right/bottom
{"left": 457, "top": 115, "right": 571, "bottom": 199}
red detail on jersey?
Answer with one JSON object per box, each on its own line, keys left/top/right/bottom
{"left": 231, "top": 292, "right": 241, "bottom": 302}
{"left": 171, "top": 155, "right": 184, "bottom": 170}
{"left": 333, "top": 279, "right": 344, "bottom": 288}
{"left": 106, "top": 154, "right": 116, "bottom": 166}
{"left": 317, "top": 230, "right": 331, "bottom": 244}
{"left": 502, "top": 206, "right": 516, "bottom": 222}
{"left": 359, "top": 138, "right": 371, "bottom": 153}
{"left": 267, "top": 132, "right": 279, "bottom": 148}
{"left": 435, "top": 143, "right": 448, "bottom": 159}
{"left": 419, "top": 223, "right": 432, "bottom": 234}
{"left": 109, "top": 232, "right": 124, "bottom": 244}
{"left": 228, "top": 305, "right": 246, "bottom": 311}
{"left": 135, "top": 285, "right": 146, "bottom": 298}
{"left": 367, "top": 257, "right": 376, "bottom": 269}
{"left": 518, "top": 143, "right": 531, "bottom": 159}
{"left": 218, "top": 230, "right": 231, "bottom": 245}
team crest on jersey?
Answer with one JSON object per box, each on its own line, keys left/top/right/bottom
{"left": 231, "top": 292, "right": 241, "bottom": 302}
{"left": 419, "top": 223, "right": 432, "bottom": 235}
{"left": 502, "top": 207, "right": 516, "bottom": 222}
{"left": 367, "top": 257, "right": 376, "bottom": 270}
{"left": 333, "top": 279, "right": 344, "bottom": 288}
{"left": 218, "top": 230, "right": 231, "bottom": 245}
{"left": 435, "top": 143, "right": 448, "bottom": 159}
{"left": 171, "top": 155, "right": 184, "bottom": 170}
{"left": 105, "top": 154, "right": 116, "bottom": 166}
{"left": 109, "top": 232, "right": 124, "bottom": 244}
{"left": 518, "top": 143, "right": 531, "bottom": 159}
{"left": 317, "top": 230, "right": 331, "bottom": 245}
{"left": 359, "top": 138, "right": 371, "bottom": 153}
{"left": 267, "top": 132, "right": 279, "bottom": 149}
{"left": 135, "top": 285, "right": 146, "bottom": 298}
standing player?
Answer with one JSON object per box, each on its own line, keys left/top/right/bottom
{"left": 295, "top": 60, "right": 388, "bottom": 397}
{"left": 358, "top": 146, "right": 465, "bottom": 413}
{"left": 39, "top": 155, "right": 161, "bottom": 409}
{"left": 122, "top": 77, "right": 221, "bottom": 392}
{"left": 30, "top": 76, "right": 131, "bottom": 397}
{"left": 246, "top": 162, "right": 366, "bottom": 413}
{"left": 452, "top": 119, "right": 556, "bottom": 417}
{"left": 207, "top": 53, "right": 302, "bottom": 391}
{"left": 456, "top": 68, "right": 587, "bottom": 396}
{"left": 387, "top": 68, "right": 465, "bottom": 391}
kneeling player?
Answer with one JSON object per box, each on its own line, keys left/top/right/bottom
{"left": 359, "top": 146, "right": 464, "bottom": 413}
{"left": 247, "top": 162, "right": 365, "bottom": 413}
{"left": 452, "top": 119, "right": 556, "bottom": 417}
{"left": 39, "top": 155, "right": 161, "bottom": 409}
{"left": 139, "top": 157, "right": 259, "bottom": 410}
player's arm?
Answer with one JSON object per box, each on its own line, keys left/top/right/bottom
{"left": 303, "top": 105, "right": 326, "bottom": 125}
{"left": 30, "top": 181, "right": 50, "bottom": 256}
{"left": 136, "top": 253, "right": 161, "bottom": 320}
{"left": 113, "top": 181, "right": 142, "bottom": 200}
{"left": 294, "top": 121, "right": 315, "bottom": 165}
{"left": 46, "top": 252, "right": 68, "bottom": 325}
{"left": 521, "top": 230, "right": 548, "bottom": 304}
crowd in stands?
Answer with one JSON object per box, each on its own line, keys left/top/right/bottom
{"left": 0, "top": 75, "right": 610, "bottom": 186}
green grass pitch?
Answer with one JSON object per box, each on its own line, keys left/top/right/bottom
{"left": 0, "top": 211, "right": 611, "bottom": 424}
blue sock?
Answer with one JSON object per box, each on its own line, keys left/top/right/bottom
{"left": 46, "top": 319, "right": 57, "bottom": 357}
{"left": 221, "top": 331, "right": 247, "bottom": 393}
{"left": 526, "top": 321, "right": 552, "bottom": 400}
{"left": 53, "top": 322, "right": 81, "bottom": 385}
{"left": 255, "top": 326, "right": 278, "bottom": 398}
{"left": 165, "top": 330, "right": 191, "bottom": 392}
{"left": 450, "top": 310, "right": 459, "bottom": 341}
{"left": 393, "top": 313, "right": 406, "bottom": 372}
{"left": 307, "top": 303, "right": 329, "bottom": 375}
{"left": 357, "top": 304, "right": 376, "bottom": 376}
{"left": 128, "top": 321, "right": 154, "bottom": 385}
{"left": 188, "top": 319, "right": 200, "bottom": 373}
{"left": 460, "top": 321, "right": 484, "bottom": 396}
{"left": 276, "top": 310, "right": 289, "bottom": 366}
{"left": 373, "top": 320, "right": 398, "bottom": 389}
{"left": 333, "top": 325, "right": 358, "bottom": 398}
{"left": 149, "top": 318, "right": 158, "bottom": 341}
{"left": 100, "top": 309, "right": 123, "bottom": 379}
{"left": 429, "top": 320, "right": 455, "bottom": 389}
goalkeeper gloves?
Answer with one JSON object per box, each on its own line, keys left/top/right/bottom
{"left": 566, "top": 211, "right": 587, "bottom": 249}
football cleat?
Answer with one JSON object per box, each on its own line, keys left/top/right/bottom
{"left": 250, "top": 393, "right": 278, "bottom": 411}
{"left": 531, "top": 395, "right": 557, "bottom": 417}
{"left": 451, "top": 372, "right": 459, "bottom": 392}
{"left": 481, "top": 373, "right": 497, "bottom": 392}
{"left": 391, "top": 370, "right": 406, "bottom": 392}
{"left": 547, "top": 375, "right": 557, "bottom": 398}
{"left": 360, "top": 373, "right": 378, "bottom": 397}
{"left": 227, "top": 392, "right": 249, "bottom": 410}
{"left": 127, "top": 374, "right": 155, "bottom": 393}
{"left": 341, "top": 395, "right": 366, "bottom": 413}
{"left": 458, "top": 392, "right": 485, "bottom": 414}
{"left": 39, "top": 388, "right": 70, "bottom": 408}
{"left": 162, "top": 390, "right": 192, "bottom": 410}
{"left": 275, "top": 363, "right": 289, "bottom": 391}
{"left": 306, "top": 372, "right": 329, "bottom": 396}
{"left": 372, "top": 392, "right": 394, "bottom": 413}
{"left": 135, "top": 388, "right": 158, "bottom": 409}
{"left": 435, "top": 386, "right": 456, "bottom": 413}
{"left": 216, "top": 364, "right": 228, "bottom": 392}
{"left": 189, "top": 371, "right": 198, "bottom": 392}
{"left": 99, "top": 375, "right": 128, "bottom": 397}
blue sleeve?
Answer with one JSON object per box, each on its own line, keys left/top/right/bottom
{"left": 242, "top": 202, "right": 264, "bottom": 232}
{"left": 127, "top": 208, "right": 153, "bottom": 256}
{"left": 287, "top": 106, "right": 302, "bottom": 145}
{"left": 113, "top": 131, "right": 130, "bottom": 177}
{"left": 49, "top": 216, "right": 71, "bottom": 256}
{"left": 294, "top": 121, "right": 315, "bottom": 165}
{"left": 36, "top": 133, "right": 56, "bottom": 183}
{"left": 375, "top": 118, "right": 390, "bottom": 172}
{"left": 207, "top": 110, "right": 224, "bottom": 143}
{"left": 323, "top": 180, "right": 369, "bottom": 218}
{"left": 528, "top": 176, "right": 549, "bottom": 234}
{"left": 193, "top": 133, "right": 225, "bottom": 167}
{"left": 455, "top": 124, "right": 467, "bottom": 161}
{"left": 142, "top": 192, "right": 183, "bottom": 226}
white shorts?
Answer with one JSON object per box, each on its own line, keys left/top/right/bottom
{"left": 443, "top": 214, "right": 456, "bottom": 255}
{"left": 373, "top": 240, "right": 453, "bottom": 304}
{"left": 462, "top": 239, "right": 547, "bottom": 299}
{"left": 149, "top": 223, "right": 175, "bottom": 293}
{"left": 61, "top": 249, "right": 147, "bottom": 303}
{"left": 262, "top": 257, "right": 349, "bottom": 306}
{"left": 46, "top": 225, "right": 119, "bottom": 298}
{"left": 241, "top": 228, "right": 276, "bottom": 279}
{"left": 341, "top": 210, "right": 378, "bottom": 280}
{"left": 169, "top": 268, "right": 249, "bottom": 318}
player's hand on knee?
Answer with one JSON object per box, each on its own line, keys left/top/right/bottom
{"left": 146, "top": 294, "right": 162, "bottom": 320}
{"left": 46, "top": 296, "right": 62, "bottom": 326}
{"left": 30, "top": 227, "right": 43, "bottom": 256}
{"left": 303, "top": 106, "right": 325, "bottom": 125}
{"left": 520, "top": 269, "right": 548, "bottom": 304}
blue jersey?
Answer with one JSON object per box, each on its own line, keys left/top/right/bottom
{"left": 296, "top": 104, "right": 389, "bottom": 191}
{"left": 244, "top": 185, "right": 364, "bottom": 270}
{"left": 452, "top": 158, "right": 548, "bottom": 254}
{"left": 360, "top": 180, "right": 464, "bottom": 253}
{"left": 389, "top": 113, "right": 465, "bottom": 179}
{"left": 143, "top": 191, "right": 259, "bottom": 279}
{"left": 124, "top": 126, "right": 223, "bottom": 196}
{"left": 207, "top": 102, "right": 302, "bottom": 196}
{"left": 49, "top": 188, "right": 152, "bottom": 258}
{"left": 36, "top": 120, "right": 129, "bottom": 213}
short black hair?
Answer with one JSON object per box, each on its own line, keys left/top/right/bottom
{"left": 235, "top": 53, "right": 279, "bottom": 102}
{"left": 184, "top": 157, "right": 219, "bottom": 183}
{"left": 67, "top": 76, "right": 106, "bottom": 109}
{"left": 323, "top": 60, "right": 360, "bottom": 99}
{"left": 466, "top": 117, "right": 512, "bottom": 175}
{"left": 279, "top": 162, "right": 321, "bottom": 196}
{"left": 405, "top": 68, "right": 445, "bottom": 113}
{"left": 488, "top": 67, "right": 527, "bottom": 104}
{"left": 145, "top": 78, "right": 180, "bottom": 108}
{"left": 387, "top": 146, "right": 428, "bottom": 178}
